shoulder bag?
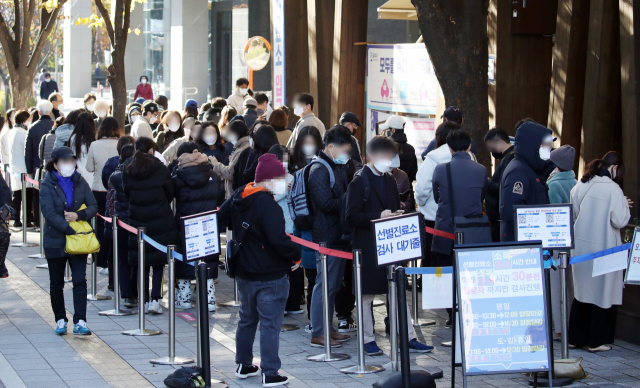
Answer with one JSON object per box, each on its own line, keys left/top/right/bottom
{"left": 225, "top": 207, "right": 254, "bottom": 278}
{"left": 65, "top": 204, "right": 100, "bottom": 255}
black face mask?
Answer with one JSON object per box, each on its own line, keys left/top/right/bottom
{"left": 491, "top": 151, "right": 503, "bottom": 160}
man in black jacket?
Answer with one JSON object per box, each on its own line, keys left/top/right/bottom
{"left": 39, "top": 72, "right": 58, "bottom": 100}
{"left": 500, "top": 122, "right": 554, "bottom": 241}
{"left": 218, "top": 153, "right": 300, "bottom": 387}
{"left": 484, "top": 127, "right": 514, "bottom": 242}
{"left": 308, "top": 125, "right": 352, "bottom": 347}
{"left": 25, "top": 100, "right": 55, "bottom": 228}
{"left": 379, "top": 115, "right": 418, "bottom": 182}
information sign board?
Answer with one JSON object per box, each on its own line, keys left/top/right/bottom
{"left": 372, "top": 213, "right": 424, "bottom": 267}
{"left": 625, "top": 228, "right": 640, "bottom": 285}
{"left": 181, "top": 210, "right": 220, "bottom": 262}
{"left": 514, "top": 204, "right": 574, "bottom": 249}
{"left": 455, "top": 242, "right": 552, "bottom": 377}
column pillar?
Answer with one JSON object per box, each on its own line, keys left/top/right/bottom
{"left": 123, "top": 3, "right": 144, "bottom": 95}
{"left": 63, "top": 0, "right": 92, "bottom": 99}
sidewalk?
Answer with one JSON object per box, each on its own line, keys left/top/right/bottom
{"left": 2, "top": 229, "right": 640, "bottom": 387}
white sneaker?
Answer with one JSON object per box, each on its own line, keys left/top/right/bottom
{"left": 148, "top": 300, "right": 163, "bottom": 314}
{"left": 98, "top": 268, "right": 109, "bottom": 275}
{"left": 144, "top": 302, "right": 150, "bottom": 314}
{"left": 208, "top": 303, "right": 217, "bottom": 312}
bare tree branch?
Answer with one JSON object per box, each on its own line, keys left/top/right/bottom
{"left": 20, "top": 0, "right": 36, "bottom": 68}
{"left": 0, "top": 11, "right": 17, "bottom": 70}
{"left": 94, "top": 0, "right": 115, "bottom": 45}
{"left": 27, "top": 0, "right": 66, "bottom": 68}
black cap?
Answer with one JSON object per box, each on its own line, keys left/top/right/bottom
{"left": 44, "top": 72, "right": 51, "bottom": 77}
{"left": 142, "top": 102, "right": 159, "bottom": 115}
{"left": 50, "top": 146, "right": 77, "bottom": 161}
{"left": 339, "top": 111, "right": 362, "bottom": 127}
{"left": 441, "top": 106, "right": 463, "bottom": 123}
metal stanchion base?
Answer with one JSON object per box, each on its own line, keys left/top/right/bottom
{"left": 87, "top": 294, "right": 113, "bottom": 301}
{"left": 281, "top": 324, "right": 299, "bottom": 332}
{"left": 28, "top": 253, "right": 45, "bottom": 259}
{"left": 11, "top": 242, "right": 38, "bottom": 247}
{"left": 383, "top": 361, "right": 398, "bottom": 372}
{"left": 528, "top": 376, "right": 573, "bottom": 387}
{"left": 36, "top": 264, "right": 48, "bottom": 269}
{"left": 413, "top": 319, "right": 436, "bottom": 327}
{"left": 340, "top": 364, "right": 385, "bottom": 374}
{"left": 205, "top": 379, "right": 228, "bottom": 388}
{"left": 122, "top": 328, "right": 163, "bottom": 336}
{"left": 221, "top": 301, "right": 240, "bottom": 307}
{"left": 150, "top": 356, "right": 194, "bottom": 365}
{"left": 64, "top": 277, "right": 72, "bottom": 283}
{"left": 441, "top": 341, "right": 452, "bottom": 347}
{"left": 99, "top": 308, "right": 136, "bottom": 316}
{"left": 306, "top": 353, "right": 350, "bottom": 362}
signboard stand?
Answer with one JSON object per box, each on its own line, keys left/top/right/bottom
{"left": 625, "top": 228, "right": 640, "bottom": 284}
{"left": 450, "top": 232, "right": 464, "bottom": 388}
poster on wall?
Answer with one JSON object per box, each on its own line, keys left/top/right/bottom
{"left": 271, "top": 0, "right": 286, "bottom": 107}
{"left": 366, "top": 44, "right": 439, "bottom": 115}
{"left": 367, "top": 109, "right": 436, "bottom": 157}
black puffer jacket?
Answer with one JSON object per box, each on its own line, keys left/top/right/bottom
{"left": 123, "top": 154, "right": 178, "bottom": 266}
{"left": 391, "top": 131, "right": 418, "bottom": 182}
{"left": 485, "top": 146, "right": 514, "bottom": 221}
{"left": 109, "top": 158, "right": 130, "bottom": 224}
{"left": 308, "top": 151, "right": 349, "bottom": 248}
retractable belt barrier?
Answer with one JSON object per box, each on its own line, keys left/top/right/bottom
{"left": 24, "top": 176, "right": 39, "bottom": 187}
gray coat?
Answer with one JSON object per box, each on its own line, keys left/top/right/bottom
{"left": 431, "top": 152, "right": 486, "bottom": 255}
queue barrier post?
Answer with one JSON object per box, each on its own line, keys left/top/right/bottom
{"left": 396, "top": 266, "right": 412, "bottom": 388}
{"left": 151, "top": 246, "right": 194, "bottom": 365}
{"left": 387, "top": 264, "right": 399, "bottom": 372}
{"left": 4, "top": 165, "right": 10, "bottom": 191}
{"left": 100, "top": 215, "right": 134, "bottom": 315}
{"left": 64, "top": 261, "right": 72, "bottom": 283}
{"left": 122, "top": 227, "right": 162, "bottom": 336}
{"left": 28, "top": 177, "right": 45, "bottom": 259}
{"left": 411, "top": 259, "right": 435, "bottom": 327}
{"left": 88, "top": 217, "right": 112, "bottom": 301}
{"left": 11, "top": 173, "right": 37, "bottom": 248}
{"left": 340, "top": 250, "right": 384, "bottom": 374}
{"left": 307, "top": 242, "right": 350, "bottom": 362}
{"left": 559, "top": 252, "right": 570, "bottom": 360}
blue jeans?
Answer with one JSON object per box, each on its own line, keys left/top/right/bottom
{"left": 235, "top": 275, "right": 289, "bottom": 376}
{"left": 310, "top": 252, "right": 346, "bottom": 338}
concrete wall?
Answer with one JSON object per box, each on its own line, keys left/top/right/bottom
{"left": 63, "top": 0, "right": 92, "bottom": 99}
{"left": 231, "top": 7, "right": 249, "bottom": 95}
{"left": 123, "top": 4, "right": 144, "bottom": 95}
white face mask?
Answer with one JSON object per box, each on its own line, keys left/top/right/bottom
{"left": 249, "top": 138, "right": 254, "bottom": 149}
{"left": 85, "top": 104, "right": 94, "bottom": 111}
{"left": 58, "top": 163, "right": 76, "bottom": 178}
{"left": 141, "top": 79, "right": 147, "bottom": 84}
{"left": 302, "top": 144, "right": 316, "bottom": 157}
{"left": 329, "top": 148, "right": 350, "bottom": 165}
{"left": 148, "top": 115, "right": 157, "bottom": 125}
{"left": 391, "top": 154, "right": 400, "bottom": 168}
{"left": 282, "top": 162, "right": 289, "bottom": 171}
{"left": 270, "top": 179, "right": 287, "bottom": 196}
{"left": 293, "top": 104, "right": 305, "bottom": 116}
{"left": 203, "top": 134, "right": 217, "bottom": 145}
{"left": 131, "top": 114, "right": 139, "bottom": 123}
{"left": 57, "top": 103, "right": 65, "bottom": 111}
{"left": 45, "top": 78, "right": 51, "bottom": 83}
{"left": 224, "top": 133, "right": 238, "bottom": 145}
{"left": 239, "top": 88, "right": 248, "bottom": 96}
{"left": 167, "top": 123, "right": 180, "bottom": 132}
{"left": 539, "top": 146, "right": 551, "bottom": 161}
{"left": 373, "top": 159, "right": 393, "bottom": 174}
{"left": 97, "top": 110, "right": 107, "bottom": 118}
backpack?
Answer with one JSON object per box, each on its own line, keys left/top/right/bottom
{"left": 288, "top": 157, "right": 335, "bottom": 231}
{"left": 340, "top": 168, "right": 370, "bottom": 238}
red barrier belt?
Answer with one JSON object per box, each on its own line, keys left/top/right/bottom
{"left": 97, "top": 213, "right": 111, "bottom": 222}
{"left": 25, "top": 176, "right": 39, "bottom": 187}
{"left": 117, "top": 219, "right": 138, "bottom": 234}
{"left": 425, "top": 226, "right": 455, "bottom": 240}
{"left": 287, "top": 234, "right": 354, "bottom": 260}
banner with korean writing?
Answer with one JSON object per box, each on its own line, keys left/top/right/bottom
{"left": 181, "top": 211, "right": 221, "bottom": 262}
{"left": 366, "top": 44, "right": 439, "bottom": 115}
{"left": 455, "top": 244, "right": 551, "bottom": 376}
{"left": 625, "top": 228, "right": 640, "bottom": 284}
{"left": 515, "top": 204, "right": 574, "bottom": 249}
{"left": 367, "top": 109, "right": 435, "bottom": 158}
{"left": 372, "top": 213, "right": 424, "bottom": 267}
{"left": 271, "top": 0, "right": 286, "bottom": 107}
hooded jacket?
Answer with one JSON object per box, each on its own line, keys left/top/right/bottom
{"left": 415, "top": 144, "right": 452, "bottom": 221}
{"left": 218, "top": 184, "right": 301, "bottom": 281}
{"left": 548, "top": 170, "right": 577, "bottom": 205}
{"left": 485, "top": 146, "right": 515, "bottom": 221}
{"left": 53, "top": 123, "right": 74, "bottom": 150}
{"left": 390, "top": 131, "right": 418, "bottom": 182}
{"left": 122, "top": 153, "right": 178, "bottom": 266}
{"left": 499, "top": 122, "right": 553, "bottom": 241}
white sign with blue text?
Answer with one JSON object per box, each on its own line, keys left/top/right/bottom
{"left": 515, "top": 204, "right": 574, "bottom": 249}
{"left": 183, "top": 212, "right": 220, "bottom": 262}
{"left": 372, "top": 213, "right": 423, "bottom": 267}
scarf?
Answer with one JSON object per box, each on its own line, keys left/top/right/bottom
{"left": 177, "top": 150, "right": 208, "bottom": 169}
{"left": 53, "top": 171, "right": 75, "bottom": 209}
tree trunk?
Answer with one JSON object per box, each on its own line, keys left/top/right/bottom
{"left": 9, "top": 68, "right": 35, "bottom": 109}
{"left": 411, "top": 0, "right": 490, "bottom": 169}
{"left": 108, "top": 55, "right": 127, "bottom": 129}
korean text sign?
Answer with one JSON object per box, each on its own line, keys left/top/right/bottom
{"left": 182, "top": 211, "right": 221, "bottom": 262}
{"left": 515, "top": 204, "right": 574, "bottom": 249}
{"left": 366, "top": 44, "right": 439, "bottom": 115}
{"left": 455, "top": 245, "right": 551, "bottom": 375}
{"left": 271, "top": 0, "right": 286, "bottom": 107}
{"left": 372, "top": 213, "right": 423, "bottom": 266}
{"left": 367, "top": 109, "right": 435, "bottom": 157}
{"left": 625, "top": 228, "right": 640, "bottom": 284}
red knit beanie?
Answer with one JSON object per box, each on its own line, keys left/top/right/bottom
{"left": 255, "top": 153, "right": 286, "bottom": 183}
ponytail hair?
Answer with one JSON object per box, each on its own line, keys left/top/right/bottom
{"left": 126, "top": 137, "right": 157, "bottom": 178}
{"left": 581, "top": 151, "right": 625, "bottom": 183}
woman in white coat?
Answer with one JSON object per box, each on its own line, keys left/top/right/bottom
{"left": 8, "top": 110, "right": 32, "bottom": 227}
{"left": 569, "top": 151, "right": 631, "bottom": 352}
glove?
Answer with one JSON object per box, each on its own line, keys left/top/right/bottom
{"left": 291, "top": 263, "right": 300, "bottom": 272}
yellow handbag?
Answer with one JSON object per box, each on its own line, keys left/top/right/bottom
{"left": 65, "top": 204, "right": 100, "bottom": 255}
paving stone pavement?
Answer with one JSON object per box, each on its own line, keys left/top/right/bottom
{"left": 3, "top": 229, "right": 640, "bottom": 387}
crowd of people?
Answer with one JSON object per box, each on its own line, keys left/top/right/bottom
{"left": 0, "top": 74, "right": 632, "bottom": 387}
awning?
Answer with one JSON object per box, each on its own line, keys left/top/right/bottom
{"left": 377, "top": 0, "right": 418, "bottom": 20}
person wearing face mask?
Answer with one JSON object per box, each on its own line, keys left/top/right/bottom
{"left": 208, "top": 119, "right": 251, "bottom": 199}
{"left": 155, "top": 111, "right": 185, "bottom": 153}
{"left": 286, "top": 93, "right": 326, "bottom": 149}
{"left": 195, "top": 121, "right": 225, "bottom": 161}
{"left": 92, "top": 99, "right": 111, "bottom": 127}
{"left": 306, "top": 125, "right": 352, "bottom": 347}
{"left": 227, "top": 77, "right": 250, "bottom": 114}
{"left": 254, "top": 92, "right": 273, "bottom": 121}
{"left": 339, "top": 111, "right": 364, "bottom": 165}
{"left": 160, "top": 117, "right": 202, "bottom": 166}
{"left": 40, "top": 146, "right": 97, "bottom": 335}
{"left": 242, "top": 98, "right": 259, "bottom": 129}
{"left": 40, "top": 72, "right": 59, "bottom": 100}
{"left": 124, "top": 104, "right": 142, "bottom": 135}
{"left": 217, "top": 153, "right": 300, "bottom": 387}
{"left": 379, "top": 115, "right": 417, "bottom": 182}
{"left": 134, "top": 75, "right": 153, "bottom": 101}
{"left": 84, "top": 93, "right": 97, "bottom": 119}
{"left": 569, "top": 151, "right": 631, "bottom": 352}
{"left": 130, "top": 102, "right": 159, "bottom": 140}
{"left": 48, "top": 92, "right": 65, "bottom": 120}
{"left": 9, "top": 110, "right": 34, "bottom": 228}
{"left": 345, "top": 136, "right": 434, "bottom": 355}
{"left": 483, "top": 126, "right": 514, "bottom": 242}
{"left": 238, "top": 123, "right": 279, "bottom": 188}
{"left": 499, "top": 122, "right": 554, "bottom": 242}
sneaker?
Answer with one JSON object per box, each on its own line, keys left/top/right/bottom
{"left": 304, "top": 325, "right": 313, "bottom": 333}
{"left": 99, "top": 268, "right": 109, "bottom": 275}
{"left": 73, "top": 320, "right": 92, "bottom": 335}
{"left": 330, "top": 331, "right": 350, "bottom": 342}
{"left": 0, "top": 264, "right": 8, "bottom": 278}
{"left": 364, "top": 341, "right": 383, "bottom": 356}
{"left": 148, "top": 300, "right": 163, "bottom": 314}
{"left": 445, "top": 319, "right": 452, "bottom": 326}
{"left": 12, "top": 220, "right": 22, "bottom": 228}
{"left": 338, "top": 320, "right": 357, "bottom": 333}
{"left": 285, "top": 309, "right": 304, "bottom": 315}
{"left": 310, "top": 335, "right": 341, "bottom": 348}
{"left": 175, "top": 300, "right": 191, "bottom": 309}
{"left": 235, "top": 364, "right": 260, "bottom": 379}
{"left": 55, "top": 319, "right": 67, "bottom": 335}
{"left": 124, "top": 298, "right": 138, "bottom": 308}
{"left": 208, "top": 303, "right": 217, "bottom": 312}
{"left": 262, "top": 374, "right": 289, "bottom": 387}
{"left": 144, "top": 302, "right": 150, "bottom": 314}
{"left": 408, "top": 338, "right": 434, "bottom": 353}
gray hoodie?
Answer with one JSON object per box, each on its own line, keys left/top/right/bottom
{"left": 53, "top": 123, "right": 74, "bottom": 150}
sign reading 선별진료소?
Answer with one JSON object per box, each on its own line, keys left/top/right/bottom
{"left": 455, "top": 244, "right": 551, "bottom": 376}
{"left": 182, "top": 211, "right": 220, "bottom": 262}
{"left": 372, "top": 213, "right": 423, "bottom": 267}
{"left": 515, "top": 204, "right": 574, "bottom": 249}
